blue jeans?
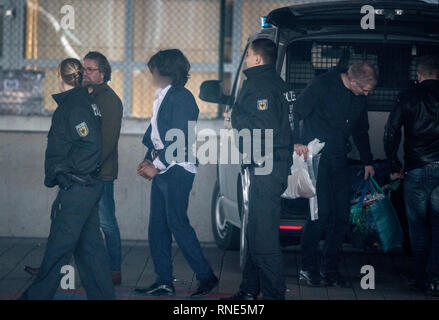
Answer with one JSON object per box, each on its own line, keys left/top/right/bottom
{"left": 98, "top": 181, "right": 122, "bottom": 272}
{"left": 148, "top": 165, "right": 214, "bottom": 285}
{"left": 403, "top": 163, "right": 439, "bottom": 286}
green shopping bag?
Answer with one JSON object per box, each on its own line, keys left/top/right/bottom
{"left": 350, "top": 177, "right": 403, "bottom": 252}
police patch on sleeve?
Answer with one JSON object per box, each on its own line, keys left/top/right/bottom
{"left": 257, "top": 99, "right": 268, "bottom": 111}
{"left": 75, "top": 122, "right": 89, "bottom": 137}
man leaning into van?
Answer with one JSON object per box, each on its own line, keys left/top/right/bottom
{"left": 294, "top": 62, "right": 377, "bottom": 288}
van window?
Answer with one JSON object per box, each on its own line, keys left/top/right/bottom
{"left": 231, "top": 45, "right": 250, "bottom": 105}
{"left": 287, "top": 40, "right": 439, "bottom": 111}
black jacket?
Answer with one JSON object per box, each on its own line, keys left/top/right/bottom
{"left": 142, "top": 86, "right": 199, "bottom": 167}
{"left": 44, "top": 86, "right": 102, "bottom": 188}
{"left": 91, "top": 83, "right": 123, "bottom": 181}
{"left": 231, "top": 64, "right": 294, "bottom": 161}
{"left": 293, "top": 68, "right": 373, "bottom": 166}
{"left": 384, "top": 79, "right": 439, "bottom": 172}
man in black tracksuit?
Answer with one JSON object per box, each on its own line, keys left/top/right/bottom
{"left": 224, "top": 39, "right": 294, "bottom": 300}
{"left": 20, "top": 84, "right": 114, "bottom": 300}
{"left": 294, "top": 62, "right": 377, "bottom": 288}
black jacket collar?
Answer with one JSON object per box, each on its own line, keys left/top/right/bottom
{"left": 52, "top": 86, "right": 84, "bottom": 105}
{"left": 243, "top": 64, "right": 277, "bottom": 80}
{"left": 419, "top": 79, "right": 439, "bottom": 88}
{"left": 90, "top": 82, "right": 110, "bottom": 97}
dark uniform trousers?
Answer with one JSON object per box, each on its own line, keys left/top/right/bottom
{"left": 300, "top": 156, "right": 352, "bottom": 275}
{"left": 20, "top": 181, "right": 115, "bottom": 300}
{"left": 239, "top": 160, "right": 290, "bottom": 300}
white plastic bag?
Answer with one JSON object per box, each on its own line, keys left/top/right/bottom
{"left": 282, "top": 152, "right": 316, "bottom": 199}
{"left": 282, "top": 139, "right": 325, "bottom": 220}
{"left": 306, "top": 139, "right": 325, "bottom": 220}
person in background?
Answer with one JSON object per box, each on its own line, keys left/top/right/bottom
{"left": 82, "top": 51, "right": 123, "bottom": 285}
{"left": 135, "top": 49, "right": 219, "bottom": 298}
{"left": 294, "top": 62, "right": 377, "bottom": 288}
{"left": 20, "top": 58, "right": 114, "bottom": 300}
{"left": 24, "top": 52, "right": 123, "bottom": 286}
{"left": 384, "top": 55, "right": 439, "bottom": 297}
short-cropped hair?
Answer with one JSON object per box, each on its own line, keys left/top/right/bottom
{"left": 417, "top": 55, "right": 439, "bottom": 78}
{"left": 347, "top": 61, "right": 377, "bottom": 87}
{"left": 250, "top": 39, "right": 277, "bottom": 65}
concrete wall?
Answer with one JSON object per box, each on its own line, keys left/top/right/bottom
{"left": 0, "top": 112, "right": 400, "bottom": 241}
{"left": 0, "top": 116, "right": 223, "bottom": 242}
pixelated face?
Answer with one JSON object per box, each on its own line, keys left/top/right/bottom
{"left": 150, "top": 68, "right": 172, "bottom": 89}
{"left": 82, "top": 58, "right": 104, "bottom": 86}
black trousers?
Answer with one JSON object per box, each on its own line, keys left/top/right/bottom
{"left": 20, "top": 181, "right": 115, "bottom": 300}
{"left": 239, "top": 160, "right": 290, "bottom": 300}
{"left": 300, "top": 156, "right": 352, "bottom": 275}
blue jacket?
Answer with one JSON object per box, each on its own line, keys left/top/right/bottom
{"left": 142, "top": 86, "right": 199, "bottom": 168}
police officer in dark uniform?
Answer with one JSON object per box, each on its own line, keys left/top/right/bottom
{"left": 19, "top": 58, "right": 115, "bottom": 300}
{"left": 224, "top": 39, "right": 294, "bottom": 300}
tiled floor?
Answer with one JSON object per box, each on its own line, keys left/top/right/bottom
{"left": 0, "top": 237, "right": 437, "bottom": 300}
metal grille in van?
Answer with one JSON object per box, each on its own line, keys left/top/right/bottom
{"left": 287, "top": 41, "right": 439, "bottom": 112}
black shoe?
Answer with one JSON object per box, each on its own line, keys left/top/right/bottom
{"left": 190, "top": 275, "right": 219, "bottom": 298}
{"left": 408, "top": 279, "right": 428, "bottom": 293}
{"left": 24, "top": 266, "right": 40, "bottom": 276}
{"left": 321, "top": 272, "right": 351, "bottom": 288}
{"left": 134, "top": 282, "right": 175, "bottom": 296}
{"left": 220, "top": 291, "right": 258, "bottom": 300}
{"left": 299, "top": 269, "right": 324, "bottom": 287}
{"left": 427, "top": 279, "right": 439, "bottom": 297}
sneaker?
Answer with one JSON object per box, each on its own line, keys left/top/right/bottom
{"left": 321, "top": 272, "right": 351, "bottom": 288}
{"left": 134, "top": 282, "right": 175, "bottom": 296}
{"left": 427, "top": 278, "right": 439, "bottom": 297}
{"left": 299, "top": 269, "right": 324, "bottom": 287}
{"left": 220, "top": 291, "right": 258, "bottom": 300}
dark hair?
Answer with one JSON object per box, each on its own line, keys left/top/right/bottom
{"left": 83, "top": 51, "right": 112, "bottom": 82}
{"left": 417, "top": 55, "right": 439, "bottom": 78}
{"left": 147, "top": 49, "right": 190, "bottom": 86}
{"left": 59, "top": 58, "right": 83, "bottom": 87}
{"left": 250, "top": 39, "right": 277, "bottom": 65}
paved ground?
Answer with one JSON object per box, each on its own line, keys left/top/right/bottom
{"left": 0, "top": 237, "right": 437, "bottom": 300}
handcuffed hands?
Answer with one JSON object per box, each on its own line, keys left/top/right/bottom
{"left": 137, "top": 160, "right": 159, "bottom": 180}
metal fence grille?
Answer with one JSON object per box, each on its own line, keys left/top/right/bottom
{"left": 0, "top": 0, "right": 338, "bottom": 118}
{"left": 288, "top": 40, "right": 439, "bottom": 111}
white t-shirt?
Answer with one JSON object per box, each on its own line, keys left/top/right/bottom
{"left": 150, "top": 85, "right": 197, "bottom": 174}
